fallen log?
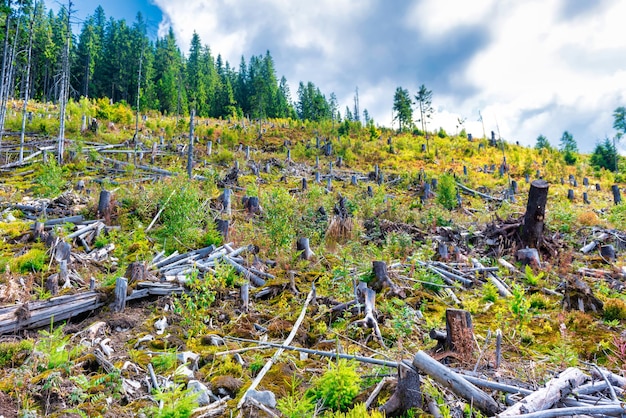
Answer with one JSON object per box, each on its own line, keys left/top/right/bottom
{"left": 455, "top": 181, "right": 503, "bottom": 202}
{"left": 500, "top": 404, "right": 626, "bottom": 418}
{"left": 412, "top": 350, "right": 501, "bottom": 416}
{"left": 499, "top": 367, "right": 587, "bottom": 416}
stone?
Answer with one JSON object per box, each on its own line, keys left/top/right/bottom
{"left": 188, "top": 380, "right": 215, "bottom": 406}
{"left": 246, "top": 389, "right": 277, "bottom": 408}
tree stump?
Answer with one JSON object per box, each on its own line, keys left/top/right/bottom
{"left": 521, "top": 179, "right": 549, "bottom": 249}
{"left": 220, "top": 188, "right": 232, "bottom": 216}
{"left": 98, "top": 189, "right": 112, "bottom": 223}
{"left": 113, "top": 277, "right": 128, "bottom": 312}
{"left": 379, "top": 363, "right": 422, "bottom": 417}
{"left": 561, "top": 276, "right": 603, "bottom": 313}
{"left": 600, "top": 244, "right": 616, "bottom": 262}
{"left": 215, "top": 219, "right": 229, "bottom": 241}
{"left": 612, "top": 185, "right": 621, "bottom": 205}
{"left": 296, "top": 237, "right": 314, "bottom": 260}
{"left": 245, "top": 196, "right": 261, "bottom": 215}
{"left": 370, "top": 261, "right": 405, "bottom": 297}
{"left": 583, "top": 192, "right": 590, "bottom": 204}
{"left": 45, "top": 274, "right": 59, "bottom": 296}
{"left": 567, "top": 189, "right": 574, "bottom": 201}
{"left": 445, "top": 309, "right": 474, "bottom": 362}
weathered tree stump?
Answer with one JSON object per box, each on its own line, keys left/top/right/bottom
{"left": 562, "top": 276, "right": 603, "bottom": 313}
{"left": 379, "top": 363, "right": 422, "bottom": 417}
{"left": 296, "top": 237, "right": 314, "bottom": 260}
{"left": 567, "top": 189, "right": 574, "bottom": 201}
{"left": 98, "top": 189, "right": 112, "bottom": 223}
{"left": 45, "top": 274, "right": 59, "bottom": 296}
{"left": 367, "top": 185, "right": 373, "bottom": 197}
{"left": 219, "top": 188, "right": 232, "bottom": 216}
{"left": 215, "top": 219, "right": 229, "bottom": 241}
{"left": 583, "top": 192, "right": 590, "bottom": 204}
{"left": 113, "top": 277, "right": 128, "bottom": 312}
{"left": 612, "top": 185, "right": 621, "bottom": 205}
{"left": 600, "top": 244, "right": 616, "bottom": 262}
{"left": 370, "top": 261, "right": 405, "bottom": 297}
{"left": 445, "top": 309, "right": 474, "bottom": 362}
{"left": 596, "top": 183, "right": 601, "bottom": 191}
{"left": 521, "top": 179, "right": 549, "bottom": 249}
{"left": 301, "top": 177, "right": 307, "bottom": 191}
{"left": 245, "top": 196, "right": 261, "bottom": 215}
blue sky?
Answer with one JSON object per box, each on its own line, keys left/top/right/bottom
{"left": 47, "top": 1, "right": 626, "bottom": 152}
{"left": 46, "top": 0, "right": 162, "bottom": 36}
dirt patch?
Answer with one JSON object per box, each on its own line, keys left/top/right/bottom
{"left": 0, "top": 390, "right": 18, "bottom": 418}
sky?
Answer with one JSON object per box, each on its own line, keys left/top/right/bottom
{"left": 47, "top": 0, "right": 626, "bottom": 152}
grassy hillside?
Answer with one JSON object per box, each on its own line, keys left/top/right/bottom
{"left": 0, "top": 98, "right": 625, "bottom": 417}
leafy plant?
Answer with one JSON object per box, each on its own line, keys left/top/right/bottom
{"left": 144, "top": 384, "right": 199, "bottom": 418}
{"left": 523, "top": 265, "right": 545, "bottom": 286}
{"left": 151, "top": 350, "right": 178, "bottom": 374}
{"left": 312, "top": 359, "right": 361, "bottom": 411}
{"left": 277, "top": 375, "right": 316, "bottom": 418}
{"left": 34, "top": 324, "right": 82, "bottom": 373}
{"left": 509, "top": 284, "right": 531, "bottom": 331}
{"left": 323, "top": 403, "right": 385, "bottom": 417}
{"left": 34, "top": 159, "right": 65, "bottom": 197}
{"left": 436, "top": 173, "right": 457, "bottom": 210}
{"left": 482, "top": 282, "right": 498, "bottom": 303}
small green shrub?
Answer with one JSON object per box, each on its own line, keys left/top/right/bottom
{"left": 482, "top": 282, "right": 498, "bottom": 303}
{"left": 151, "top": 351, "right": 178, "bottom": 374}
{"left": 277, "top": 375, "right": 316, "bottom": 418}
{"left": 436, "top": 173, "right": 457, "bottom": 210}
{"left": 312, "top": 359, "right": 361, "bottom": 411}
{"left": 603, "top": 298, "right": 626, "bottom": 321}
{"left": 144, "top": 384, "right": 199, "bottom": 418}
{"left": 34, "top": 159, "right": 65, "bottom": 197}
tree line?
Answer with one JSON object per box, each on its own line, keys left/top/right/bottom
{"left": 0, "top": 1, "right": 371, "bottom": 123}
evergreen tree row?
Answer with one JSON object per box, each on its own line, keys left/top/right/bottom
{"left": 0, "top": 1, "right": 346, "bottom": 122}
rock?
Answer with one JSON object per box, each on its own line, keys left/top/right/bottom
{"left": 174, "top": 365, "right": 195, "bottom": 379}
{"left": 188, "top": 380, "right": 215, "bottom": 406}
{"left": 177, "top": 351, "right": 200, "bottom": 365}
{"left": 246, "top": 389, "right": 277, "bottom": 408}
{"left": 154, "top": 317, "right": 167, "bottom": 335}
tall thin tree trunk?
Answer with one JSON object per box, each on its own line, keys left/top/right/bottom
{"left": 57, "top": 0, "right": 72, "bottom": 164}
{"left": 0, "top": 0, "right": 12, "bottom": 151}
{"left": 19, "top": 3, "right": 35, "bottom": 163}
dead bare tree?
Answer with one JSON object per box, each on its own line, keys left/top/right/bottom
{"left": 57, "top": 0, "right": 72, "bottom": 164}
{"left": 19, "top": 1, "right": 35, "bottom": 163}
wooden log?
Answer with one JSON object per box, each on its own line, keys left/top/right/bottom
{"left": 296, "top": 237, "right": 314, "bottom": 260}
{"left": 237, "top": 286, "right": 315, "bottom": 409}
{"left": 379, "top": 362, "right": 422, "bottom": 416}
{"left": 612, "top": 185, "right": 622, "bottom": 205}
{"left": 98, "top": 189, "right": 112, "bottom": 223}
{"left": 412, "top": 350, "right": 501, "bottom": 416}
{"left": 499, "top": 367, "right": 587, "bottom": 416}
{"left": 445, "top": 309, "right": 474, "bottom": 360}
{"left": 113, "top": 278, "right": 128, "bottom": 312}
{"left": 59, "top": 260, "right": 70, "bottom": 288}
{"left": 521, "top": 179, "right": 549, "bottom": 249}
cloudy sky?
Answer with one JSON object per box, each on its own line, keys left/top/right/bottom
{"left": 49, "top": 0, "right": 626, "bottom": 152}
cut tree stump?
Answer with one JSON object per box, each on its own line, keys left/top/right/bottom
{"left": 561, "top": 276, "right": 603, "bottom": 313}
{"left": 215, "top": 219, "right": 229, "bottom": 241}
{"left": 445, "top": 309, "right": 474, "bottom": 362}
{"left": 612, "top": 185, "right": 621, "bottom": 205}
{"left": 370, "top": 261, "right": 405, "bottom": 297}
{"left": 379, "top": 362, "right": 422, "bottom": 417}
{"left": 98, "top": 189, "right": 112, "bottom": 223}
{"left": 296, "top": 237, "right": 314, "bottom": 260}
{"left": 521, "top": 179, "right": 549, "bottom": 249}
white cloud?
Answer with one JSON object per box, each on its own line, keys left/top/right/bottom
{"left": 153, "top": 0, "right": 626, "bottom": 152}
